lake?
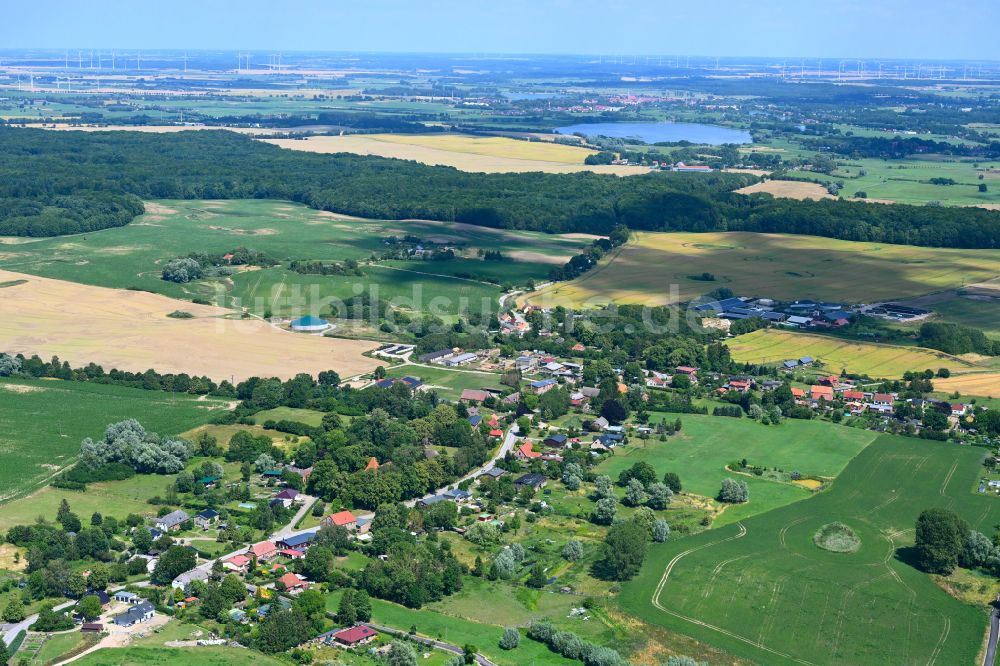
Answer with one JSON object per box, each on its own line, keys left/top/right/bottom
{"left": 553, "top": 121, "right": 752, "bottom": 145}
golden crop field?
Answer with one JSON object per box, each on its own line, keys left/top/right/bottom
{"left": 523, "top": 231, "right": 1000, "bottom": 308}
{"left": 934, "top": 373, "right": 1000, "bottom": 397}
{"left": 735, "top": 179, "right": 835, "bottom": 200}
{"left": 0, "top": 269, "right": 381, "bottom": 381}
{"left": 725, "top": 329, "right": 987, "bottom": 383}
{"left": 264, "top": 133, "right": 648, "bottom": 175}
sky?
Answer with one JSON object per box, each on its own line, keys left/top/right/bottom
{"left": 4, "top": 0, "right": 999, "bottom": 60}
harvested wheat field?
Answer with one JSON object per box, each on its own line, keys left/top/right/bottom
{"left": 934, "top": 373, "right": 1000, "bottom": 397}
{"left": 0, "top": 269, "right": 380, "bottom": 381}
{"left": 264, "top": 134, "right": 648, "bottom": 175}
{"left": 523, "top": 231, "right": 1000, "bottom": 308}
{"left": 735, "top": 179, "right": 834, "bottom": 200}
{"left": 725, "top": 329, "right": 978, "bottom": 380}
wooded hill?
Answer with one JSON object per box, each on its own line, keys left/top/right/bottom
{"left": 1, "top": 127, "right": 998, "bottom": 249}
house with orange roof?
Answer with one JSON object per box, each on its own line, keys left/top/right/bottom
{"left": 810, "top": 385, "right": 834, "bottom": 402}
{"left": 247, "top": 541, "right": 278, "bottom": 562}
{"left": 791, "top": 387, "right": 805, "bottom": 400}
{"left": 365, "top": 457, "right": 380, "bottom": 471}
{"left": 842, "top": 390, "right": 865, "bottom": 401}
{"left": 515, "top": 441, "right": 542, "bottom": 460}
{"left": 489, "top": 428, "right": 504, "bottom": 437}
{"left": 278, "top": 572, "right": 309, "bottom": 593}
{"left": 321, "top": 510, "right": 358, "bottom": 531}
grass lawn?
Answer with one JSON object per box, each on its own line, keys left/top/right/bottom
{"left": 384, "top": 365, "right": 504, "bottom": 401}
{"left": 251, "top": 407, "right": 325, "bottom": 427}
{"left": 0, "top": 377, "right": 227, "bottom": 505}
{"left": 324, "top": 590, "right": 578, "bottom": 666}
{"left": 72, "top": 647, "right": 285, "bottom": 666}
{"left": 725, "top": 328, "right": 982, "bottom": 380}
{"left": 524, "top": 230, "right": 1000, "bottom": 307}
{"left": 0, "top": 476, "right": 167, "bottom": 533}
{"left": 596, "top": 413, "right": 877, "bottom": 524}
{"left": 619, "top": 434, "right": 998, "bottom": 665}
{"left": 28, "top": 632, "right": 96, "bottom": 665}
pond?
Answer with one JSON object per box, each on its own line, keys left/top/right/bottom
{"left": 554, "top": 121, "right": 752, "bottom": 145}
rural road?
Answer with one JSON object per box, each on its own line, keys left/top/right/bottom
{"left": 404, "top": 424, "right": 519, "bottom": 508}
{"left": 363, "top": 621, "right": 498, "bottom": 666}
{"left": 1, "top": 599, "right": 75, "bottom": 646}
{"left": 182, "top": 493, "right": 320, "bottom": 581}
{"left": 983, "top": 598, "right": 1000, "bottom": 666}
{"left": 272, "top": 494, "right": 318, "bottom": 539}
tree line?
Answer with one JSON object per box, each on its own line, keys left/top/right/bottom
{"left": 3, "top": 127, "right": 998, "bottom": 248}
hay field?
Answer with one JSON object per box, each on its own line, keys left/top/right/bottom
{"left": 619, "top": 435, "right": 994, "bottom": 665}
{"left": 934, "top": 373, "right": 1000, "bottom": 397}
{"left": 523, "top": 231, "right": 1000, "bottom": 307}
{"left": 265, "top": 134, "right": 648, "bottom": 175}
{"left": 725, "top": 329, "right": 980, "bottom": 381}
{"left": 0, "top": 269, "right": 381, "bottom": 381}
{"left": 735, "top": 179, "right": 834, "bottom": 200}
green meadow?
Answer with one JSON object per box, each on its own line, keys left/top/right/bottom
{"left": 620, "top": 434, "right": 996, "bottom": 665}
{"left": 0, "top": 377, "right": 227, "bottom": 505}
{"left": 0, "top": 199, "right": 579, "bottom": 316}
{"left": 324, "top": 588, "right": 577, "bottom": 666}
{"left": 597, "top": 413, "right": 876, "bottom": 526}
{"left": 596, "top": 413, "right": 877, "bottom": 523}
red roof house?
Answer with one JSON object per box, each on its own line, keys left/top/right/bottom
{"left": 280, "top": 548, "right": 305, "bottom": 560}
{"left": 489, "top": 428, "right": 504, "bottom": 437}
{"left": 278, "top": 572, "right": 308, "bottom": 592}
{"left": 331, "top": 625, "right": 378, "bottom": 647}
{"left": 365, "top": 457, "right": 380, "bottom": 471}
{"left": 248, "top": 541, "right": 278, "bottom": 561}
{"left": 842, "top": 390, "right": 865, "bottom": 401}
{"left": 322, "top": 510, "right": 358, "bottom": 530}
{"left": 810, "top": 385, "right": 834, "bottom": 401}
{"left": 515, "top": 441, "right": 542, "bottom": 460}
{"left": 224, "top": 554, "right": 251, "bottom": 572}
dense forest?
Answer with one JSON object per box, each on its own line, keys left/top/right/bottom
{"left": 1, "top": 127, "right": 999, "bottom": 248}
